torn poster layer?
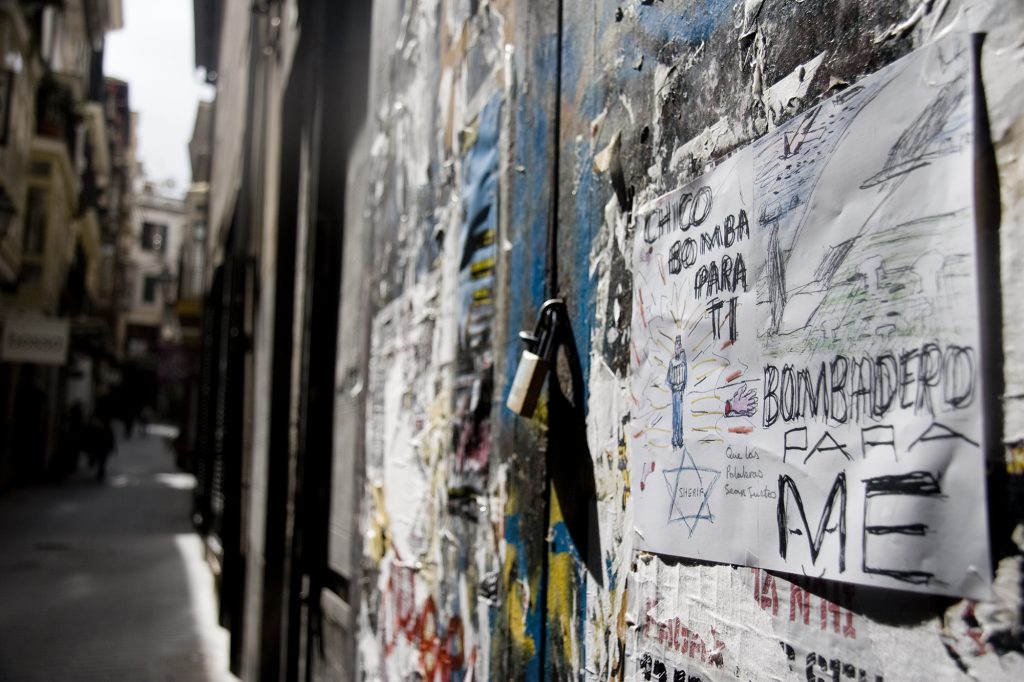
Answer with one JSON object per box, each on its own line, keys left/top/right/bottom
{"left": 629, "top": 34, "right": 990, "bottom": 599}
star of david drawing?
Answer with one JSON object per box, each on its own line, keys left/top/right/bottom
{"left": 663, "top": 447, "right": 720, "bottom": 537}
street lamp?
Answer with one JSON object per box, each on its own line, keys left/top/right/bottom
{"left": 156, "top": 266, "right": 176, "bottom": 307}
{"left": 157, "top": 266, "right": 182, "bottom": 346}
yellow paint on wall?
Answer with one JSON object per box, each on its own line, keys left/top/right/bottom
{"left": 547, "top": 491, "right": 578, "bottom": 669}
{"left": 1007, "top": 443, "right": 1024, "bottom": 475}
{"left": 503, "top": 546, "right": 537, "bottom": 659}
{"left": 366, "top": 481, "right": 390, "bottom": 564}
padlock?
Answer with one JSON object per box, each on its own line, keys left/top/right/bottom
{"left": 507, "top": 347, "right": 548, "bottom": 417}
{"left": 506, "top": 301, "right": 561, "bottom": 417}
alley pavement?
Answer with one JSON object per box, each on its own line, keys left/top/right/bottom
{"left": 0, "top": 425, "right": 235, "bottom": 682}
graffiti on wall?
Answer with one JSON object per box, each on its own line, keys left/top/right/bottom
{"left": 351, "top": 0, "right": 1024, "bottom": 678}
{"left": 355, "top": 2, "right": 513, "bottom": 678}
{"left": 630, "top": 563, "right": 908, "bottom": 681}
{"left": 451, "top": 96, "right": 502, "bottom": 496}
{"left": 629, "top": 35, "right": 990, "bottom": 598}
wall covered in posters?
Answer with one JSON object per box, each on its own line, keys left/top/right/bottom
{"left": 348, "top": 2, "right": 516, "bottom": 680}
{"left": 563, "top": 0, "right": 1024, "bottom": 680}
{"left": 338, "top": 0, "right": 1024, "bottom": 680}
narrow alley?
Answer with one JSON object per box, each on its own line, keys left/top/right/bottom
{"left": 0, "top": 427, "right": 233, "bottom": 682}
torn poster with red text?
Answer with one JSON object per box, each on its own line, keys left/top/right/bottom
{"left": 629, "top": 34, "right": 992, "bottom": 598}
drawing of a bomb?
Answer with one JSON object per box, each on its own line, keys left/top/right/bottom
{"left": 666, "top": 335, "right": 688, "bottom": 448}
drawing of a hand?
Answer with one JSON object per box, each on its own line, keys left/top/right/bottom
{"left": 725, "top": 385, "right": 757, "bottom": 418}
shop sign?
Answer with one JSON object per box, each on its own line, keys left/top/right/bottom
{"left": 1, "top": 315, "right": 70, "bottom": 365}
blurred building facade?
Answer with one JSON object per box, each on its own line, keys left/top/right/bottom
{"left": 190, "top": 1, "right": 367, "bottom": 678}
{"left": 113, "top": 182, "right": 185, "bottom": 426}
{"left": 118, "top": 183, "right": 184, "bottom": 360}
{"left": 0, "top": 0, "right": 125, "bottom": 487}
{"left": 100, "top": 76, "right": 134, "bottom": 331}
{"left": 0, "top": 1, "right": 41, "bottom": 287}
{"left": 172, "top": 99, "right": 212, "bottom": 471}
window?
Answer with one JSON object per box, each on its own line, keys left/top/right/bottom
{"left": 141, "top": 221, "right": 166, "bottom": 251}
{"left": 30, "top": 160, "right": 51, "bottom": 178}
{"left": 142, "top": 274, "right": 160, "bottom": 303}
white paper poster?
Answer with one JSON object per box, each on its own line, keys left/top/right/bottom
{"left": 630, "top": 35, "right": 991, "bottom": 598}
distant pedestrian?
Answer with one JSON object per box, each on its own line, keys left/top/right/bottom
{"left": 118, "top": 384, "right": 141, "bottom": 440}
{"left": 84, "top": 413, "right": 116, "bottom": 480}
{"left": 62, "top": 402, "right": 85, "bottom": 475}
{"left": 139, "top": 404, "right": 153, "bottom": 436}
{"left": 123, "top": 409, "right": 136, "bottom": 439}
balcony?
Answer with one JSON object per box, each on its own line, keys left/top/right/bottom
{"left": 35, "top": 75, "right": 76, "bottom": 153}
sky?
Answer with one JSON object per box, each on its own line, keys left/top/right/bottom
{"left": 104, "top": 0, "right": 214, "bottom": 196}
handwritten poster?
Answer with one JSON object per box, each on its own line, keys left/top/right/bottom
{"left": 630, "top": 35, "right": 991, "bottom": 598}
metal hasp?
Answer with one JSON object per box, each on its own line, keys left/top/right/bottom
{"left": 506, "top": 299, "right": 566, "bottom": 417}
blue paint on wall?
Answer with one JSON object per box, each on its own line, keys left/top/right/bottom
{"left": 635, "top": 0, "right": 734, "bottom": 44}
{"left": 560, "top": 20, "right": 609, "bottom": 406}
{"left": 504, "top": 32, "right": 559, "bottom": 402}
{"left": 504, "top": 513, "right": 544, "bottom": 675}
{"left": 570, "top": 160, "right": 595, "bottom": 403}
{"left": 454, "top": 95, "right": 502, "bottom": 491}
{"left": 549, "top": 520, "right": 577, "bottom": 556}
{"left": 605, "top": 553, "right": 617, "bottom": 591}
{"left": 500, "top": 27, "right": 561, "bottom": 682}
{"left": 548, "top": 520, "right": 589, "bottom": 676}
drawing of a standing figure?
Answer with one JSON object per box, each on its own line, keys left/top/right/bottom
{"left": 667, "top": 335, "right": 688, "bottom": 448}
